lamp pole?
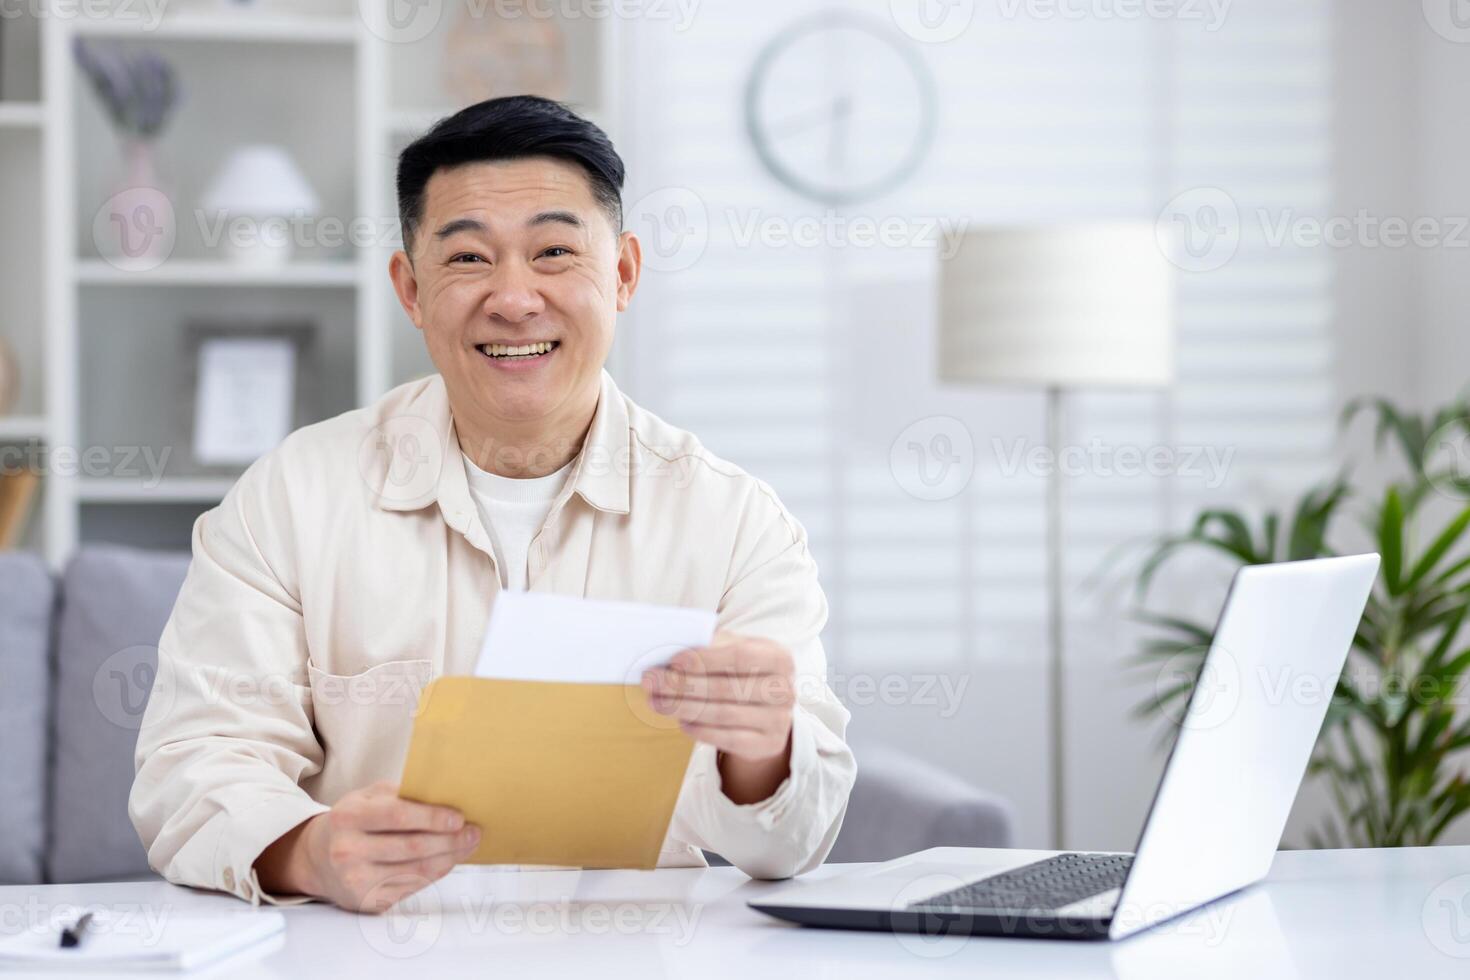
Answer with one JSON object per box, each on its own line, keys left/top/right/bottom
{"left": 1046, "top": 384, "right": 1067, "bottom": 850}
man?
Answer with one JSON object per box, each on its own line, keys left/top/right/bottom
{"left": 129, "top": 96, "right": 856, "bottom": 913}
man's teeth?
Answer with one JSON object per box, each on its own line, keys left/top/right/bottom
{"left": 481, "top": 342, "right": 556, "bottom": 358}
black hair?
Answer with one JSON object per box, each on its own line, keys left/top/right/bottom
{"left": 396, "top": 95, "right": 625, "bottom": 255}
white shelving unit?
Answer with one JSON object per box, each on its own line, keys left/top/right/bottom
{"left": 5, "top": 0, "right": 621, "bottom": 566}
{"left": 0, "top": 101, "right": 43, "bottom": 128}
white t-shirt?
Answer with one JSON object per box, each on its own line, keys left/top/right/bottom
{"left": 462, "top": 453, "right": 573, "bottom": 591}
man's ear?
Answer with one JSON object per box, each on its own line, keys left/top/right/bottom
{"left": 615, "top": 230, "right": 642, "bottom": 312}
{"left": 388, "top": 249, "right": 424, "bottom": 330}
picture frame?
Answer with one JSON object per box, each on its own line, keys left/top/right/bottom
{"left": 179, "top": 319, "right": 319, "bottom": 475}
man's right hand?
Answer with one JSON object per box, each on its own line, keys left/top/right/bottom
{"left": 255, "top": 780, "right": 481, "bottom": 913}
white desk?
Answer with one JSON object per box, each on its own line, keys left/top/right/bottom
{"left": 2, "top": 846, "right": 1468, "bottom": 978}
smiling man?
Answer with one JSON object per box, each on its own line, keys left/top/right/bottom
{"left": 128, "top": 96, "right": 856, "bottom": 912}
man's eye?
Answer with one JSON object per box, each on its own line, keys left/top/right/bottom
{"left": 541, "top": 247, "right": 573, "bottom": 259}
{"left": 451, "top": 253, "right": 485, "bottom": 264}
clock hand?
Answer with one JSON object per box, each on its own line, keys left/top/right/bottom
{"left": 828, "top": 93, "right": 853, "bottom": 172}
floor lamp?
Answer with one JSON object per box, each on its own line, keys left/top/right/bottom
{"left": 937, "top": 226, "right": 1173, "bottom": 848}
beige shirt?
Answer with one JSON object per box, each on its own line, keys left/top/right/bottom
{"left": 129, "top": 371, "right": 856, "bottom": 905}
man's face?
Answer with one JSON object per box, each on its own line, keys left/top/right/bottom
{"left": 389, "top": 157, "right": 639, "bottom": 432}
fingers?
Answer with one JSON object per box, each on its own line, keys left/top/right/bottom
{"left": 668, "top": 639, "right": 792, "bottom": 677}
{"left": 679, "top": 722, "right": 790, "bottom": 760}
{"left": 354, "top": 856, "right": 463, "bottom": 914}
{"left": 362, "top": 826, "right": 481, "bottom": 864}
{"left": 346, "top": 789, "right": 465, "bottom": 834}
{"left": 644, "top": 669, "right": 794, "bottom": 705}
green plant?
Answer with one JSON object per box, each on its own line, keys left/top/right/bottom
{"left": 1126, "top": 395, "right": 1470, "bottom": 847}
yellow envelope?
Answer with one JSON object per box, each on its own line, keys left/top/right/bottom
{"left": 398, "top": 676, "right": 695, "bottom": 869}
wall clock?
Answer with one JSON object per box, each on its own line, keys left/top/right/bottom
{"left": 744, "top": 11, "right": 938, "bottom": 206}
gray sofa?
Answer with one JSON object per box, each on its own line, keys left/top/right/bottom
{"left": 0, "top": 545, "right": 1012, "bottom": 885}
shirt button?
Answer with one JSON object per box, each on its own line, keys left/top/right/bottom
{"left": 222, "top": 867, "right": 236, "bottom": 890}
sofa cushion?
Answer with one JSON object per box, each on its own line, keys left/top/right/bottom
{"left": 0, "top": 552, "right": 54, "bottom": 884}
{"left": 48, "top": 545, "right": 190, "bottom": 883}
{"left": 824, "top": 739, "right": 1014, "bottom": 863}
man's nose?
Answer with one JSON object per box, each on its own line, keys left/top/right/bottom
{"left": 480, "top": 262, "right": 544, "bottom": 322}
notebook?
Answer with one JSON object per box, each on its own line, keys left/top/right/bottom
{"left": 0, "top": 908, "right": 285, "bottom": 972}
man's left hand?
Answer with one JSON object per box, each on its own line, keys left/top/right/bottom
{"left": 642, "top": 633, "right": 795, "bottom": 803}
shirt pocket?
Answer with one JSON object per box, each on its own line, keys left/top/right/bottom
{"left": 305, "top": 658, "right": 434, "bottom": 803}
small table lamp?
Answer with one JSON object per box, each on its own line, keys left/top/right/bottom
{"left": 938, "top": 225, "right": 1174, "bottom": 848}
{"left": 199, "top": 144, "right": 321, "bottom": 268}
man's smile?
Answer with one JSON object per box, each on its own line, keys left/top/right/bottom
{"left": 475, "top": 340, "right": 561, "bottom": 363}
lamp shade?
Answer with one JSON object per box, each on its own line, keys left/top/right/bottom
{"left": 938, "top": 225, "right": 1173, "bottom": 388}
{"left": 199, "top": 144, "right": 320, "bottom": 216}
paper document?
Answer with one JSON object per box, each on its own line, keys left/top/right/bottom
{"left": 0, "top": 909, "right": 284, "bottom": 972}
{"left": 474, "top": 590, "right": 717, "bottom": 683}
{"left": 400, "top": 592, "right": 718, "bottom": 868}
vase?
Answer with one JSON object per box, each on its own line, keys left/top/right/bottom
{"left": 92, "top": 137, "right": 176, "bottom": 271}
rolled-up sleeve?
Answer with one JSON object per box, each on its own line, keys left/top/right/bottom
{"left": 128, "top": 451, "right": 328, "bottom": 905}
{"left": 667, "top": 479, "right": 857, "bottom": 879}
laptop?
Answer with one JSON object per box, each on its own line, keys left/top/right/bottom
{"left": 750, "top": 554, "right": 1380, "bottom": 941}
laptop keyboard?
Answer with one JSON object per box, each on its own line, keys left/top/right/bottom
{"left": 908, "top": 853, "right": 1133, "bottom": 913}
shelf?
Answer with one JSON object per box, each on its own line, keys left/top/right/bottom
{"left": 78, "top": 477, "right": 236, "bottom": 504}
{"left": 69, "top": 13, "right": 360, "bottom": 45}
{"left": 0, "top": 416, "right": 47, "bottom": 440}
{"left": 77, "top": 260, "right": 362, "bottom": 289}
{"left": 0, "top": 103, "right": 44, "bottom": 129}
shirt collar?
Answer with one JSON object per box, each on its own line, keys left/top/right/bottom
{"left": 368, "top": 370, "right": 631, "bottom": 519}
